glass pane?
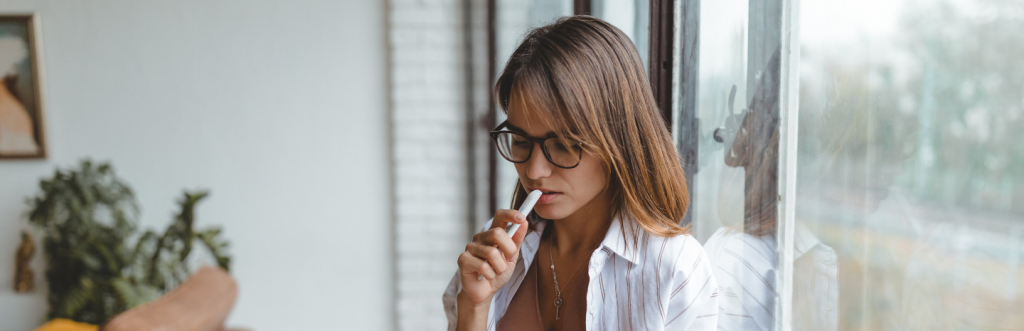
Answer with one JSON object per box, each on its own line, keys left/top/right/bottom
{"left": 493, "top": 0, "right": 574, "bottom": 213}
{"left": 686, "top": 0, "right": 785, "bottom": 330}
{"left": 691, "top": 0, "right": 750, "bottom": 243}
{"left": 796, "top": 0, "right": 1024, "bottom": 330}
{"left": 592, "top": 0, "right": 650, "bottom": 71}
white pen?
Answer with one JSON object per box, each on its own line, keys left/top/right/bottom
{"left": 505, "top": 189, "right": 543, "bottom": 237}
{"left": 478, "top": 189, "right": 543, "bottom": 281}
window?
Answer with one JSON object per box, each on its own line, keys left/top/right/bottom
{"left": 673, "top": 0, "right": 1024, "bottom": 330}
{"left": 794, "top": 0, "right": 1024, "bottom": 329}
{"left": 679, "top": 1, "right": 789, "bottom": 330}
{"left": 591, "top": 0, "right": 651, "bottom": 71}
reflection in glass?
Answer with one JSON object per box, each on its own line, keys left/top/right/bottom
{"left": 702, "top": 49, "right": 786, "bottom": 331}
{"left": 691, "top": 0, "right": 749, "bottom": 244}
{"left": 797, "top": 0, "right": 1024, "bottom": 329}
{"left": 704, "top": 48, "right": 840, "bottom": 331}
{"left": 685, "top": 0, "right": 839, "bottom": 330}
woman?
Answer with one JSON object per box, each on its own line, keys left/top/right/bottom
{"left": 442, "top": 16, "right": 718, "bottom": 330}
{"left": 702, "top": 50, "right": 838, "bottom": 331}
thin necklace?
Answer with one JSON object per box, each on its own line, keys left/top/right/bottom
{"left": 547, "top": 233, "right": 594, "bottom": 321}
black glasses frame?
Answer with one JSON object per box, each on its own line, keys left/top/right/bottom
{"left": 489, "top": 121, "right": 583, "bottom": 169}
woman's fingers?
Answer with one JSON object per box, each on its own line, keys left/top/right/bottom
{"left": 489, "top": 209, "right": 521, "bottom": 232}
{"left": 477, "top": 209, "right": 528, "bottom": 261}
{"left": 472, "top": 230, "right": 517, "bottom": 263}
{"left": 460, "top": 210, "right": 531, "bottom": 286}
{"left": 505, "top": 214, "right": 528, "bottom": 248}
{"left": 458, "top": 251, "right": 497, "bottom": 280}
{"left": 465, "top": 242, "right": 508, "bottom": 274}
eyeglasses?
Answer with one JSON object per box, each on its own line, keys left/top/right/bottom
{"left": 490, "top": 121, "right": 583, "bottom": 169}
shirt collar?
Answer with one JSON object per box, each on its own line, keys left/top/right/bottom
{"left": 598, "top": 215, "right": 641, "bottom": 264}
{"left": 793, "top": 223, "right": 822, "bottom": 258}
{"left": 532, "top": 214, "right": 641, "bottom": 264}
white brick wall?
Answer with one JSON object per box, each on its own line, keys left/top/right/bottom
{"left": 388, "top": 0, "right": 471, "bottom": 330}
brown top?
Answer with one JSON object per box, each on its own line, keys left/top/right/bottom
{"left": 496, "top": 249, "right": 589, "bottom": 331}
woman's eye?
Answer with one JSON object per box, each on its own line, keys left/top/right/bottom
{"left": 512, "top": 138, "right": 530, "bottom": 147}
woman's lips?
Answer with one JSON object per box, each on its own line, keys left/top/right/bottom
{"left": 536, "top": 192, "right": 561, "bottom": 204}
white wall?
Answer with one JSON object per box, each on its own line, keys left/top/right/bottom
{"left": 0, "top": 1, "right": 392, "bottom": 330}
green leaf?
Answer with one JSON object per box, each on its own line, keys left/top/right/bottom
{"left": 27, "top": 160, "right": 232, "bottom": 324}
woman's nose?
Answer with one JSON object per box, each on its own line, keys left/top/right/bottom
{"left": 525, "top": 142, "right": 552, "bottom": 180}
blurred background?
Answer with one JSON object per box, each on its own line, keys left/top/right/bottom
{"left": 0, "top": 0, "right": 1020, "bottom": 330}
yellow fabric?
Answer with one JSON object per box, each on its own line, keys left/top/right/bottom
{"left": 33, "top": 319, "right": 98, "bottom": 331}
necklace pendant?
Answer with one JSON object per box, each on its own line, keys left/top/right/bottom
{"left": 554, "top": 296, "right": 563, "bottom": 307}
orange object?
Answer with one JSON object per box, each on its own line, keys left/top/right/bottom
{"left": 102, "top": 266, "right": 248, "bottom": 331}
{"left": 33, "top": 319, "right": 98, "bottom": 331}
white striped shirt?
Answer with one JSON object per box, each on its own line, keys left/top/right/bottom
{"left": 703, "top": 225, "right": 837, "bottom": 331}
{"left": 443, "top": 216, "right": 720, "bottom": 331}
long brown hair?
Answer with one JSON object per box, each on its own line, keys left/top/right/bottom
{"left": 496, "top": 16, "right": 690, "bottom": 238}
{"left": 724, "top": 49, "right": 781, "bottom": 237}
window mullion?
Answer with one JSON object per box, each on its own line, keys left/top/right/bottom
{"left": 775, "top": 0, "right": 802, "bottom": 329}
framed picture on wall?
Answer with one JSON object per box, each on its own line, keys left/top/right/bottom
{"left": 0, "top": 14, "right": 45, "bottom": 159}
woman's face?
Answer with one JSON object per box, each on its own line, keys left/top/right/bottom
{"left": 506, "top": 92, "right": 610, "bottom": 221}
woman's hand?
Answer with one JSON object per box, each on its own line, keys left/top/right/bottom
{"left": 457, "top": 209, "right": 529, "bottom": 307}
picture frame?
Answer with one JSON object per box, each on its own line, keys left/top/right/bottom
{"left": 0, "top": 13, "right": 46, "bottom": 159}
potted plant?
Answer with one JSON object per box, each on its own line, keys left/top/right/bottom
{"left": 25, "top": 159, "right": 231, "bottom": 325}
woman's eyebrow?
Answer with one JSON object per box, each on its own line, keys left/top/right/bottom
{"left": 505, "top": 123, "right": 557, "bottom": 138}
{"left": 504, "top": 122, "right": 526, "bottom": 132}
